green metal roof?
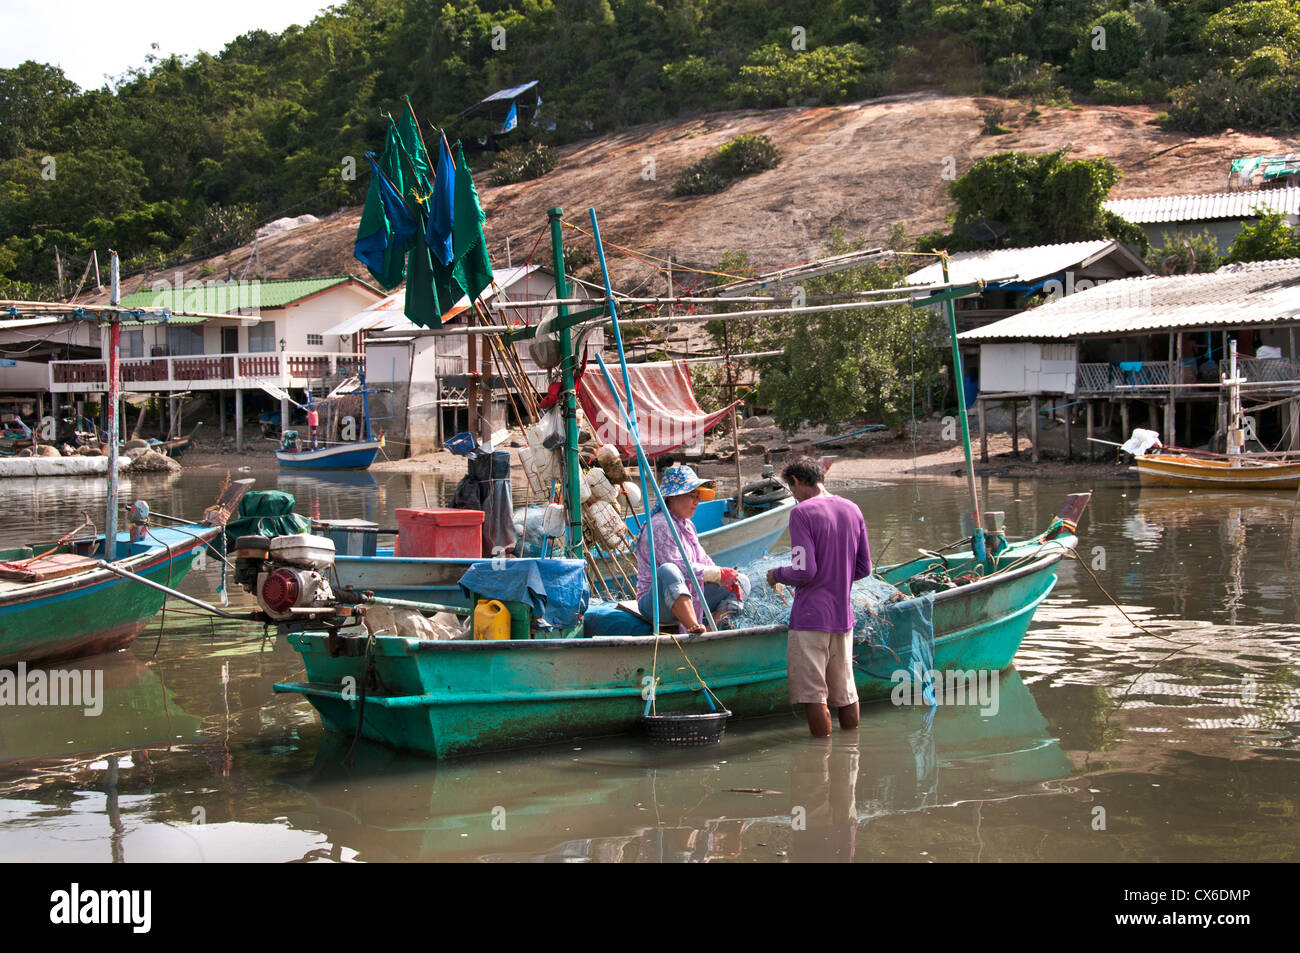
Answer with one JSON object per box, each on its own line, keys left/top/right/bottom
{"left": 119, "top": 276, "right": 376, "bottom": 314}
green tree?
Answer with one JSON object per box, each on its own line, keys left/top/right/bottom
{"left": 749, "top": 235, "right": 947, "bottom": 433}
{"left": 1225, "top": 212, "right": 1300, "bottom": 263}
{"left": 1145, "top": 229, "right": 1221, "bottom": 274}
{"left": 929, "top": 149, "right": 1148, "bottom": 253}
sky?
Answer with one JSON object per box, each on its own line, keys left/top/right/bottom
{"left": 0, "top": 0, "right": 335, "bottom": 90}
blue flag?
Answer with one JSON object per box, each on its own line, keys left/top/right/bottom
{"left": 500, "top": 101, "right": 518, "bottom": 134}
{"left": 426, "top": 133, "right": 456, "bottom": 267}
{"left": 354, "top": 149, "right": 419, "bottom": 287}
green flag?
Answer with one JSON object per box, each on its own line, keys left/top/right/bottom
{"left": 433, "top": 141, "right": 494, "bottom": 315}
{"left": 353, "top": 120, "right": 415, "bottom": 290}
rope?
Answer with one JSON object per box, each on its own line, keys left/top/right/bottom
{"left": 1064, "top": 549, "right": 1195, "bottom": 645}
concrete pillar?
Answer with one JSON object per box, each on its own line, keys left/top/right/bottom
{"left": 1164, "top": 397, "right": 1175, "bottom": 446}
{"left": 219, "top": 392, "right": 226, "bottom": 438}
{"left": 977, "top": 398, "right": 988, "bottom": 463}
{"left": 1011, "top": 398, "right": 1019, "bottom": 456}
{"left": 1030, "top": 395, "right": 1039, "bottom": 464}
{"left": 1291, "top": 399, "right": 1299, "bottom": 451}
{"left": 1086, "top": 401, "right": 1095, "bottom": 462}
{"left": 235, "top": 388, "right": 244, "bottom": 446}
{"left": 280, "top": 396, "right": 290, "bottom": 436}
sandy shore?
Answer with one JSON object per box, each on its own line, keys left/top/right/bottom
{"left": 173, "top": 418, "right": 1135, "bottom": 485}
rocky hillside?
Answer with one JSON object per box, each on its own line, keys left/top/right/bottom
{"left": 110, "top": 91, "right": 1300, "bottom": 299}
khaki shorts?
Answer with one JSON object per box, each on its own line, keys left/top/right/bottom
{"left": 787, "top": 629, "right": 858, "bottom": 708}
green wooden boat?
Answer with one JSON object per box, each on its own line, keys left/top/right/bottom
{"left": 273, "top": 514, "right": 1082, "bottom": 758}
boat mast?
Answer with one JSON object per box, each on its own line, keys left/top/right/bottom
{"left": 548, "top": 208, "right": 584, "bottom": 558}
{"left": 105, "top": 251, "right": 121, "bottom": 561}
{"left": 360, "top": 367, "right": 371, "bottom": 441}
{"left": 940, "top": 255, "right": 986, "bottom": 562}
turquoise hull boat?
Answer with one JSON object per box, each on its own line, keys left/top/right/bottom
{"left": 275, "top": 531, "right": 1076, "bottom": 758}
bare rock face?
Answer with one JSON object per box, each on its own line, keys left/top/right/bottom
{"left": 128, "top": 449, "right": 182, "bottom": 472}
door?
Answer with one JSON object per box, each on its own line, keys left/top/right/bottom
{"left": 221, "top": 327, "right": 239, "bottom": 353}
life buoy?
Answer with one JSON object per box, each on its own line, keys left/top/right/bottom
{"left": 740, "top": 478, "right": 790, "bottom": 509}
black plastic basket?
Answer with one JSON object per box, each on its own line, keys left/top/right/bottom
{"left": 640, "top": 710, "right": 731, "bottom": 746}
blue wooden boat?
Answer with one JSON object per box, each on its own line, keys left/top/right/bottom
{"left": 273, "top": 509, "right": 1083, "bottom": 758}
{"left": 331, "top": 495, "right": 795, "bottom": 605}
{"left": 275, "top": 439, "right": 381, "bottom": 471}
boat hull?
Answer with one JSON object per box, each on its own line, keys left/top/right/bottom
{"left": 1136, "top": 453, "right": 1300, "bottom": 489}
{"left": 332, "top": 496, "right": 797, "bottom": 604}
{"left": 0, "top": 526, "right": 216, "bottom": 666}
{"left": 276, "top": 536, "right": 1071, "bottom": 758}
{"left": 276, "top": 441, "right": 380, "bottom": 470}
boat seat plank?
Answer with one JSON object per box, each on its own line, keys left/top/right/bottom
{"left": 0, "top": 552, "right": 100, "bottom": 583}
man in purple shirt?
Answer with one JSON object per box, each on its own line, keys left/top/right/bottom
{"left": 766, "top": 457, "right": 871, "bottom": 737}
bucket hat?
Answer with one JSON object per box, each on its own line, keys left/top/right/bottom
{"left": 660, "top": 464, "right": 710, "bottom": 498}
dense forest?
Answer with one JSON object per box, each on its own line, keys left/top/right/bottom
{"left": 1, "top": 0, "right": 1298, "bottom": 297}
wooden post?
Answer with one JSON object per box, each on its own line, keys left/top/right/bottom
{"left": 1292, "top": 398, "right": 1300, "bottom": 452}
{"left": 977, "top": 397, "right": 988, "bottom": 462}
{"left": 1165, "top": 396, "right": 1175, "bottom": 446}
{"left": 1030, "top": 395, "right": 1039, "bottom": 463}
{"left": 234, "top": 388, "right": 244, "bottom": 446}
{"left": 467, "top": 332, "right": 479, "bottom": 439}
{"left": 1011, "top": 398, "right": 1018, "bottom": 456}
{"left": 219, "top": 392, "right": 226, "bottom": 438}
{"left": 1121, "top": 400, "right": 1130, "bottom": 441}
{"left": 1064, "top": 399, "right": 1073, "bottom": 462}
{"left": 1086, "top": 401, "right": 1095, "bottom": 461}
{"left": 480, "top": 322, "right": 492, "bottom": 437}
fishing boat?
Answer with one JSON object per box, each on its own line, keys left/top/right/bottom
{"left": 274, "top": 372, "right": 381, "bottom": 471}
{"left": 1135, "top": 341, "right": 1300, "bottom": 489}
{"left": 249, "top": 206, "right": 1090, "bottom": 758}
{"left": 0, "top": 479, "right": 251, "bottom": 666}
{"left": 270, "top": 503, "right": 1083, "bottom": 757}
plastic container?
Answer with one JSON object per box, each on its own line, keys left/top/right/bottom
{"left": 268, "top": 534, "right": 336, "bottom": 569}
{"left": 319, "top": 519, "right": 378, "bottom": 558}
{"left": 395, "top": 508, "right": 484, "bottom": 558}
{"left": 502, "top": 599, "right": 532, "bottom": 640}
{"left": 622, "top": 481, "right": 642, "bottom": 510}
{"left": 540, "top": 502, "right": 566, "bottom": 538}
{"left": 474, "top": 600, "right": 511, "bottom": 640}
{"left": 698, "top": 486, "right": 716, "bottom": 501}
{"left": 586, "top": 467, "right": 619, "bottom": 503}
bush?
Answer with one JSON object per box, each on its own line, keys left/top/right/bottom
{"left": 672, "top": 135, "right": 782, "bottom": 197}
{"left": 727, "top": 43, "right": 879, "bottom": 108}
{"left": 489, "top": 142, "right": 556, "bottom": 186}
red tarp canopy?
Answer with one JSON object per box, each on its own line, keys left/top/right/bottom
{"left": 576, "top": 361, "right": 740, "bottom": 458}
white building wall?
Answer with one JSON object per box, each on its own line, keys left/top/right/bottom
{"left": 980, "top": 342, "right": 1078, "bottom": 394}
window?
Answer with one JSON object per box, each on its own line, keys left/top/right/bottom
{"left": 248, "top": 321, "right": 276, "bottom": 353}
{"left": 166, "top": 326, "right": 204, "bottom": 356}
{"left": 122, "top": 329, "right": 144, "bottom": 358}
{"left": 306, "top": 333, "right": 323, "bottom": 347}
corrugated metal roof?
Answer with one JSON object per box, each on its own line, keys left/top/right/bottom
{"left": 958, "top": 258, "right": 1300, "bottom": 341}
{"left": 905, "top": 240, "right": 1147, "bottom": 286}
{"left": 1104, "top": 187, "right": 1300, "bottom": 224}
{"left": 119, "top": 276, "right": 378, "bottom": 314}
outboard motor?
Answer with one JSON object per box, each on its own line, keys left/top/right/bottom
{"left": 240, "top": 534, "right": 338, "bottom": 621}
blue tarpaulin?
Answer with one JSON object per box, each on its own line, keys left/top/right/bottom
{"left": 459, "top": 558, "right": 589, "bottom": 627}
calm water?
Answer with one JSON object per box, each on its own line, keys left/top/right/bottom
{"left": 1, "top": 467, "right": 1298, "bottom": 862}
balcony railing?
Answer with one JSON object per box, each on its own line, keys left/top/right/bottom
{"left": 50, "top": 351, "right": 364, "bottom": 392}
{"left": 1077, "top": 358, "right": 1300, "bottom": 394}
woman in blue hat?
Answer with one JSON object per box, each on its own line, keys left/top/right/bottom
{"left": 635, "top": 464, "right": 751, "bottom": 632}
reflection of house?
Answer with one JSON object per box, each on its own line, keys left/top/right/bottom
{"left": 1105, "top": 187, "right": 1300, "bottom": 256}
{"left": 40, "top": 276, "right": 382, "bottom": 442}
{"left": 332, "top": 265, "right": 603, "bottom": 455}
{"left": 958, "top": 259, "right": 1300, "bottom": 460}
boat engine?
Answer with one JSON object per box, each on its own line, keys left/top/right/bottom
{"left": 235, "top": 533, "right": 338, "bottom": 621}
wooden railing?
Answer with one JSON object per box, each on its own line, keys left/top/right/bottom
{"left": 49, "top": 351, "right": 365, "bottom": 391}
{"left": 1078, "top": 358, "right": 1300, "bottom": 394}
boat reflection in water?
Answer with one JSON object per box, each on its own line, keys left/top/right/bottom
{"left": 277, "top": 669, "right": 1072, "bottom": 862}
{"left": 0, "top": 652, "right": 204, "bottom": 764}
